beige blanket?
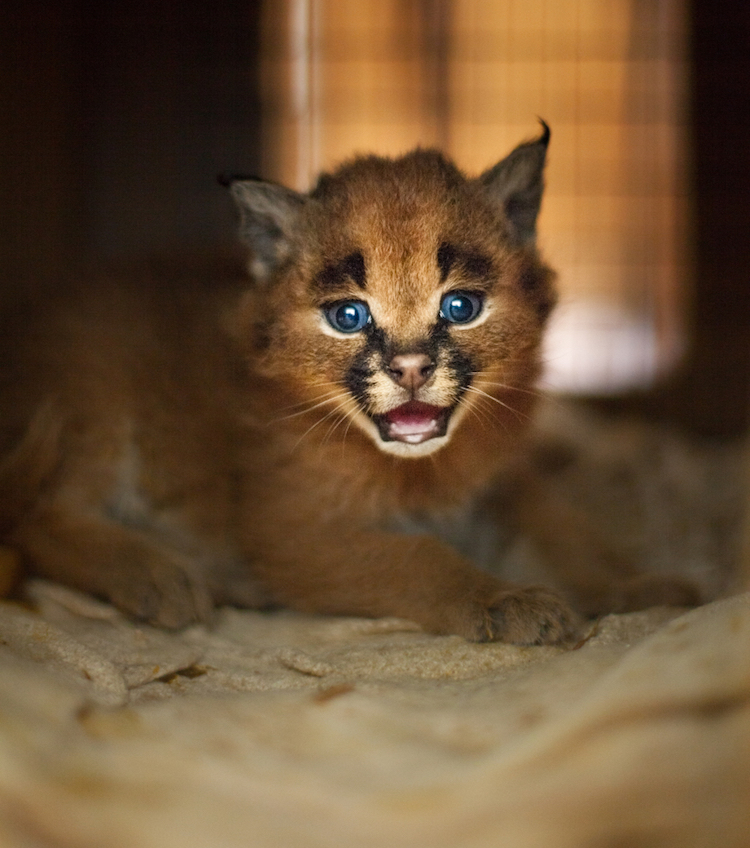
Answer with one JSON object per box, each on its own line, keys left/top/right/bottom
{"left": 0, "top": 578, "right": 747, "bottom": 848}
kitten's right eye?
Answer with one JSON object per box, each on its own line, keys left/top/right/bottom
{"left": 324, "top": 300, "right": 371, "bottom": 334}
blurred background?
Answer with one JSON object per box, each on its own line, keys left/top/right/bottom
{"left": 2, "top": 0, "right": 750, "bottom": 437}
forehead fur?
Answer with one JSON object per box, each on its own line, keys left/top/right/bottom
{"left": 311, "top": 149, "right": 465, "bottom": 201}
{"left": 307, "top": 150, "right": 508, "bottom": 259}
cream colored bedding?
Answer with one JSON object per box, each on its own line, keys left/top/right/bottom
{"left": 0, "top": 579, "right": 747, "bottom": 848}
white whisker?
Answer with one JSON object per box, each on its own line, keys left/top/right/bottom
{"left": 464, "top": 385, "right": 531, "bottom": 425}
{"left": 291, "top": 401, "right": 352, "bottom": 451}
{"left": 271, "top": 390, "right": 347, "bottom": 423}
{"left": 272, "top": 379, "right": 348, "bottom": 413}
{"left": 321, "top": 397, "right": 359, "bottom": 447}
{"left": 463, "top": 396, "right": 497, "bottom": 431}
{"left": 473, "top": 373, "right": 567, "bottom": 412}
{"left": 338, "top": 398, "right": 361, "bottom": 450}
{"left": 472, "top": 380, "right": 542, "bottom": 399}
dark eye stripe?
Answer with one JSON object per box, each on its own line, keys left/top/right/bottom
{"left": 437, "top": 243, "right": 493, "bottom": 283}
{"left": 341, "top": 252, "right": 366, "bottom": 288}
{"left": 316, "top": 251, "right": 367, "bottom": 291}
{"left": 437, "top": 242, "right": 457, "bottom": 280}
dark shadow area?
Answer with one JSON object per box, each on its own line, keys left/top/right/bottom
{"left": 670, "top": 0, "right": 750, "bottom": 436}
{"left": 1, "top": 0, "right": 263, "bottom": 297}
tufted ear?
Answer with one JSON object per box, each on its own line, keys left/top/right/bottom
{"left": 479, "top": 121, "right": 550, "bottom": 246}
{"left": 225, "top": 176, "right": 307, "bottom": 283}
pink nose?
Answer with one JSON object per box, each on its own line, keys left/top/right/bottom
{"left": 387, "top": 354, "right": 435, "bottom": 391}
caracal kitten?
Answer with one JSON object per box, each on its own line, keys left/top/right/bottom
{"left": 0, "top": 125, "right": 697, "bottom": 643}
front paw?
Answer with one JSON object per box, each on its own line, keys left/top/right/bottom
{"left": 482, "top": 586, "right": 581, "bottom": 645}
{"left": 109, "top": 557, "right": 214, "bottom": 629}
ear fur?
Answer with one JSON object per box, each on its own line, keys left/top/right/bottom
{"left": 479, "top": 121, "right": 550, "bottom": 246}
{"left": 228, "top": 178, "right": 307, "bottom": 283}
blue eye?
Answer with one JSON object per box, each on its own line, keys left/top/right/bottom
{"left": 440, "top": 291, "right": 483, "bottom": 324}
{"left": 324, "top": 300, "right": 371, "bottom": 333}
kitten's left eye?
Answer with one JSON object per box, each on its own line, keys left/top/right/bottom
{"left": 324, "top": 300, "right": 371, "bottom": 333}
{"left": 440, "top": 291, "right": 483, "bottom": 324}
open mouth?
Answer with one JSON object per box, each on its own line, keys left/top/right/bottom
{"left": 373, "top": 400, "right": 451, "bottom": 445}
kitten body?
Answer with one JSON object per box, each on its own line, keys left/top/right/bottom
{"left": 0, "top": 127, "right": 695, "bottom": 643}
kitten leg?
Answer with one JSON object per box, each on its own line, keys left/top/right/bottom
{"left": 250, "top": 529, "right": 580, "bottom": 644}
{"left": 11, "top": 509, "right": 214, "bottom": 628}
{"left": 511, "top": 473, "right": 702, "bottom": 615}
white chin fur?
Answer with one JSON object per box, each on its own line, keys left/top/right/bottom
{"left": 377, "top": 434, "right": 451, "bottom": 458}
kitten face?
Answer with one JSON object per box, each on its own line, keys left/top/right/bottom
{"left": 231, "top": 131, "right": 556, "bottom": 457}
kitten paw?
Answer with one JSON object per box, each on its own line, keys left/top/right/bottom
{"left": 483, "top": 586, "right": 581, "bottom": 645}
{"left": 109, "top": 560, "right": 214, "bottom": 629}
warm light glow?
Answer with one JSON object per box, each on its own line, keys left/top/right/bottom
{"left": 261, "top": 0, "right": 690, "bottom": 393}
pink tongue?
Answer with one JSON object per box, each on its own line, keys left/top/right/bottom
{"left": 384, "top": 401, "right": 443, "bottom": 443}
{"left": 386, "top": 401, "right": 441, "bottom": 426}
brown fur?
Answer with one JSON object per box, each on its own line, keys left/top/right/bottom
{"left": 0, "top": 128, "right": 696, "bottom": 643}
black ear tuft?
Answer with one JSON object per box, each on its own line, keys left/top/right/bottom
{"left": 479, "top": 120, "right": 551, "bottom": 246}
{"left": 228, "top": 178, "right": 307, "bottom": 283}
{"left": 537, "top": 118, "right": 551, "bottom": 149}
